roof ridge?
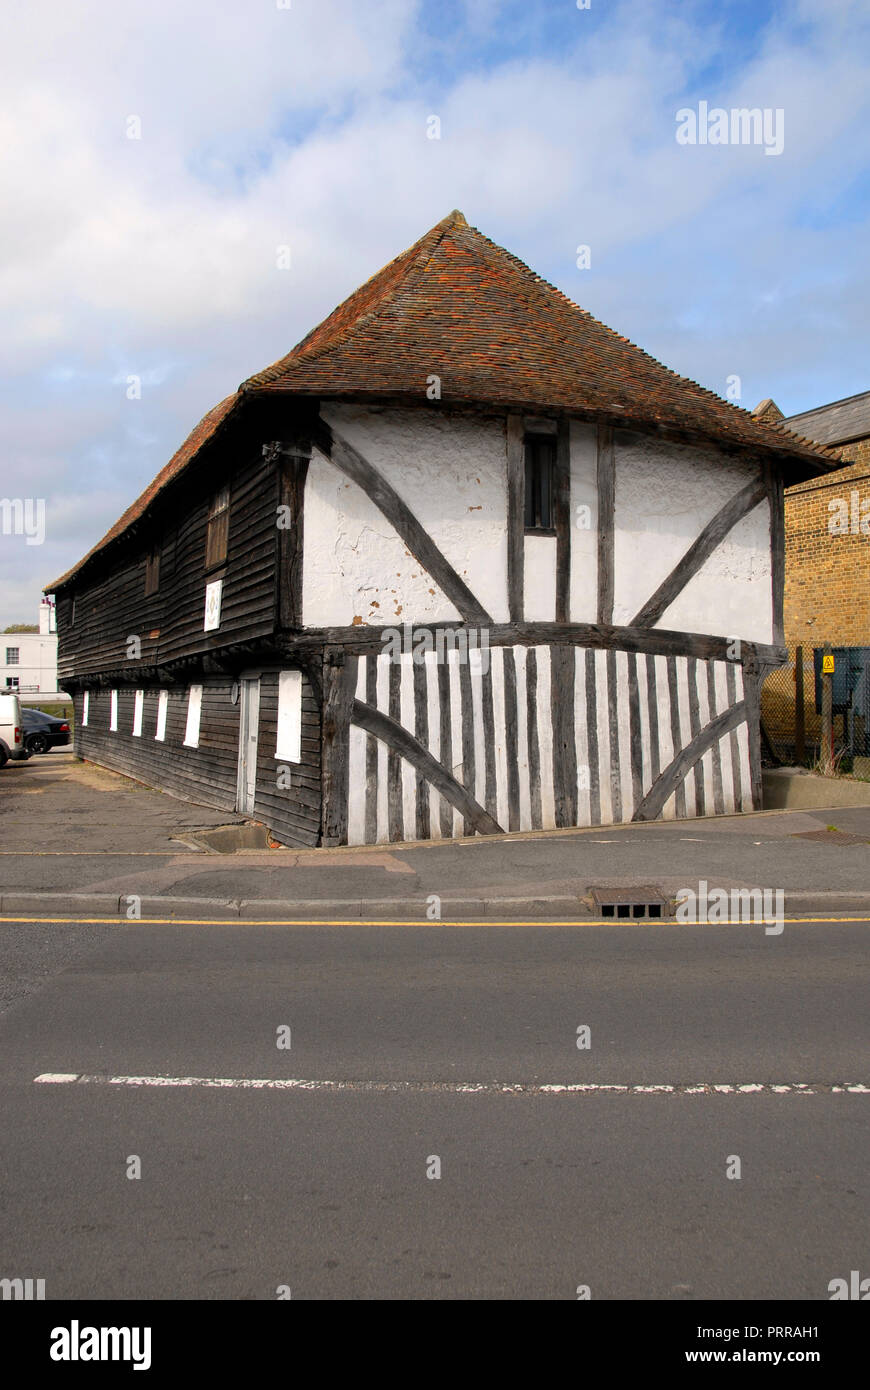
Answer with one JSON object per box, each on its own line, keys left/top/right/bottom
{"left": 242, "top": 210, "right": 466, "bottom": 391}
{"left": 786, "top": 386, "right": 870, "bottom": 419}
{"left": 459, "top": 219, "right": 839, "bottom": 457}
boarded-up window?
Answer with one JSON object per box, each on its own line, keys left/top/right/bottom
{"left": 145, "top": 546, "right": 161, "bottom": 596}
{"left": 205, "top": 486, "right": 230, "bottom": 569}
{"left": 524, "top": 435, "right": 556, "bottom": 533}
{"left": 155, "top": 689, "right": 168, "bottom": 742}
{"left": 276, "top": 670, "right": 303, "bottom": 762}
{"left": 133, "top": 689, "right": 144, "bottom": 737}
{"left": 110, "top": 689, "right": 118, "bottom": 731}
{"left": 81, "top": 690, "right": 89, "bottom": 727}
{"left": 183, "top": 685, "right": 203, "bottom": 748}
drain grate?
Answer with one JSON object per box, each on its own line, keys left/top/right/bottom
{"left": 589, "top": 886, "right": 668, "bottom": 920}
{"left": 791, "top": 830, "right": 870, "bottom": 846}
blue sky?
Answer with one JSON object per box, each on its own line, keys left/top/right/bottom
{"left": 1, "top": 0, "right": 868, "bottom": 625}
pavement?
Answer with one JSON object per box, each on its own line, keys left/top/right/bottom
{"left": 0, "top": 749, "right": 868, "bottom": 920}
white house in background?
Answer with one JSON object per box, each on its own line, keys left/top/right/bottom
{"left": 1, "top": 600, "right": 68, "bottom": 701}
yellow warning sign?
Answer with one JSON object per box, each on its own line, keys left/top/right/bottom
{"left": 822, "top": 654, "right": 835, "bottom": 674}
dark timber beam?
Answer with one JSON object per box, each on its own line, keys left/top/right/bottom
{"left": 596, "top": 424, "right": 615, "bottom": 625}
{"left": 506, "top": 414, "right": 525, "bottom": 622}
{"left": 765, "top": 461, "right": 785, "bottom": 648}
{"left": 279, "top": 622, "right": 787, "bottom": 668}
{"left": 555, "top": 419, "right": 571, "bottom": 623}
{"left": 632, "top": 701, "right": 748, "bottom": 821}
{"left": 313, "top": 419, "right": 492, "bottom": 627}
{"left": 630, "top": 474, "right": 768, "bottom": 629}
{"left": 265, "top": 441, "right": 310, "bottom": 631}
{"left": 351, "top": 700, "right": 504, "bottom": 837}
{"left": 321, "top": 648, "right": 358, "bottom": 847}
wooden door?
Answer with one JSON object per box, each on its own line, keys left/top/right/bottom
{"left": 236, "top": 677, "right": 260, "bottom": 815}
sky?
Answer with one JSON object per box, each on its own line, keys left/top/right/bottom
{"left": 1, "top": 0, "right": 868, "bottom": 626}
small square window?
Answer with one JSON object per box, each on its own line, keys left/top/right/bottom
{"left": 206, "top": 486, "right": 230, "bottom": 570}
{"left": 524, "top": 436, "right": 556, "bottom": 533}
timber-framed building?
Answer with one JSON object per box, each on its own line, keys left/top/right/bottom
{"left": 48, "top": 211, "right": 836, "bottom": 847}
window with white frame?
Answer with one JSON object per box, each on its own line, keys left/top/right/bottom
{"left": 5, "top": 647, "right": 20, "bottom": 664}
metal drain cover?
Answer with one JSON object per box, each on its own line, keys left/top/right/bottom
{"left": 589, "top": 886, "right": 668, "bottom": 920}
{"left": 791, "top": 830, "right": 870, "bottom": 846}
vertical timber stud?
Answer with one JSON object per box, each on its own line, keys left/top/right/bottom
{"left": 321, "top": 647, "right": 358, "bottom": 846}
{"left": 506, "top": 414, "right": 525, "bottom": 622}
{"left": 596, "top": 424, "right": 615, "bottom": 626}
{"left": 765, "top": 460, "right": 785, "bottom": 647}
{"left": 742, "top": 655, "right": 764, "bottom": 810}
{"left": 265, "top": 439, "right": 311, "bottom": 632}
{"left": 554, "top": 418, "right": 571, "bottom": 623}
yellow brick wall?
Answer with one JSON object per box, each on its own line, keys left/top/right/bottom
{"left": 763, "top": 435, "right": 870, "bottom": 753}
{"left": 784, "top": 437, "right": 870, "bottom": 649}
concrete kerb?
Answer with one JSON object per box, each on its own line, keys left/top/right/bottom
{"left": 0, "top": 891, "right": 596, "bottom": 922}
{"left": 1, "top": 890, "right": 870, "bottom": 922}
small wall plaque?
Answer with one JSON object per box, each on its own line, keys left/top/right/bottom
{"left": 204, "top": 580, "right": 223, "bottom": 632}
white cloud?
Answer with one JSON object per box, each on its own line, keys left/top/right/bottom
{"left": 0, "top": 0, "right": 867, "bottom": 625}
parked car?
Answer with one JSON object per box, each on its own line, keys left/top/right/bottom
{"left": 20, "top": 707, "right": 71, "bottom": 755}
{"left": 0, "top": 692, "right": 31, "bottom": 767}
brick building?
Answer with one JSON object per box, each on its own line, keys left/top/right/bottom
{"left": 753, "top": 390, "right": 870, "bottom": 759}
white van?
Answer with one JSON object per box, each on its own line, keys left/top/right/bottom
{"left": 0, "top": 692, "right": 30, "bottom": 768}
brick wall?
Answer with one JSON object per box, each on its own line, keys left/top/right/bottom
{"left": 762, "top": 435, "right": 870, "bottom": 757}
{"left": 784, "top": 437, "right": 870, "bottom": 650}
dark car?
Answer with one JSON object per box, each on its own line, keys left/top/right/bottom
{"left": 20, "top": 708, "right": 71, "bottom": 754}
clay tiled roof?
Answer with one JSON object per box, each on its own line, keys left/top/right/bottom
{"left": 49, "top": 210, "right": 837, "bottom": 590}
{"left": 242, "top": 210, "right": 839, "bottom": 467}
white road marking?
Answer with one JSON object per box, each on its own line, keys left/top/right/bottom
{"left": 33, "top": 1074, "right": 870, "bottom": 1096}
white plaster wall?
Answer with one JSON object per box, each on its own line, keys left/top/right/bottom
{"left": 303, "top": 403, "right": 508, "bottom": 627}
{"left": 661, "top": 501, "right": 772, "bottom": 641}
{"left": 302, "top": 450, "right": 462, "bottom": 627}
{"left": 524, "top": 537, "right": 557, "bottom": 620}
{"left": 568, "top": 420, "right": 598, "bottom": 622}
{"left": 612, "top": 435, "right": 772, "bottom": 642}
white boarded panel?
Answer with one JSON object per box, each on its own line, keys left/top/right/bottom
{"left": 183, "top": 685, "right": 203, "bottom": 749}
{"left": 347, "top": 725, "right": 367, "bottom": 845}
{"left": 155, "top": 690, "right": 168, "bottom": 742}
{"left": 276, "top": 670, "right": 303, "bottom": 762}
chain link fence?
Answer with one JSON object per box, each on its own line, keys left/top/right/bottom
{"left": 761, "top": 645, "right": 870, "bottom": 773}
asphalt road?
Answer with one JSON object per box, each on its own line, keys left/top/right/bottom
{"left": 0, "top": 918, "right": 868, "bottom": 1299}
